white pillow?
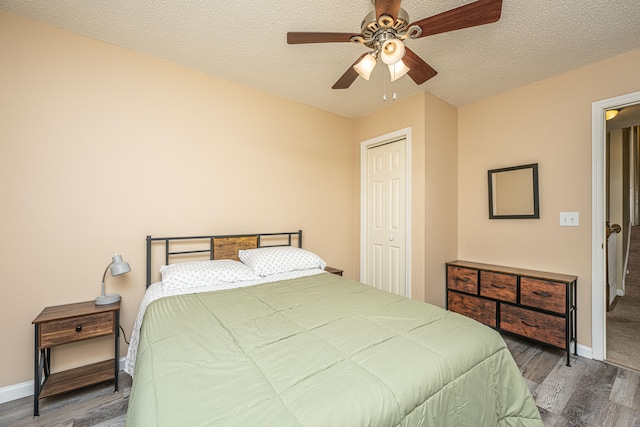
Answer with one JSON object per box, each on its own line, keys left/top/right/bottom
{"left": 160, "top": 259, "right": 261, "bottom": 289}
{"left": 239, "top": 246, "right": 326, "bottom": 277}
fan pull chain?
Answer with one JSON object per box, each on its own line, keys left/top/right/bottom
{"left": 391, "top": 63, "right": 396, "bottom": 100}
{"left": 383, "top": 66, "right": 387, "bottom": 101}
{"left": 385, "top": 65, "right": 397, "bottom": 101}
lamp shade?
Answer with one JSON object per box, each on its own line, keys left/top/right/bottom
{"left": 110, "top": 254, "right": 131, "bottom": 276}
{"left": 380, "top": 39, "right": 405, "bottom": 65}
{"left": 353, "top": 53, "right": 377, "bottom": 80}
{"left": 388, "top": 60, "right": 410, "bottom": 82}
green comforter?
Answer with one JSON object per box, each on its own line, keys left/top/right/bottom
{"left": 127, "top": 274, "right": 542, "bottom": 426}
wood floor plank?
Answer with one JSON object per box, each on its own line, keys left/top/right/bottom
{"left": 599, "top": 399, "right": 627, "bottom": 427}
{"left": 91, "top": 414, "right": 126, "bottom": 427}
{"left": 608, "top": 404, "right": 640, "bottom": 427}
{"left": 533, "top": 355, "right": 587, "bottom": 414}
{"left": 611, "top": 368, "right": 640, "bottom": 408}
{"left": 520, "top": 345, "right": 565, "bottom": 385}
{"left": 0, "top": 372, "right": 131, "bottom": 427}
{"left": 560, "top": 360, "right": 618, "bottom": 426}
{"left": 537, "top": 406, "right": 564, "bottom": 426}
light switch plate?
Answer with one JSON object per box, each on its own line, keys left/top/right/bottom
{"left": 560, "top": 212, "right": 579, "bottom": 226}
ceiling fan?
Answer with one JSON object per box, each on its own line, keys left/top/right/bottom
{"left": 287, "top": 0, "right": 503, "bottom": 89}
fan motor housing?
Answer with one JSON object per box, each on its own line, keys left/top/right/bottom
{"left": 353, "top": 8, "right": 420, "bottom": 48}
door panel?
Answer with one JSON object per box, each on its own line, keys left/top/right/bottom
{"left": 373, "top": 243, "right": 383, "bottom": 289}
{"left": 366, "top": 139, "right": 407, "bottom": 296}
{"left": 373, "top": 180, "right": 383, "bottom": 229}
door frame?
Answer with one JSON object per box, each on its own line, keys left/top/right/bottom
{"left": 360, "top": 127, "right": 412, "bottom": 297}
{"left": 592, "top": 90, "right": 640, "bottom": 360}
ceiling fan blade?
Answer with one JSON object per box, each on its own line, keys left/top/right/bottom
{"left": 410, "top": 0, "right": 502, "bottom": 38}
{"left": 287, "top": 32, "right": 361, "bottom": 44}
{"left": 403, "top": 47, "right": 437, "bottom": 85}
{"left": 332, "top": 53, "right": 368, "bottom": 89}
{"left": 375, "top": 0, "right": 402, "bottom": 24}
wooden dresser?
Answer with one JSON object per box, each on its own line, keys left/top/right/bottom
{"left": 446, "top": 260, "right": 577, "bottom": 366}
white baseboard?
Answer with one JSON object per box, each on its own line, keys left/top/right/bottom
{"left": 0, "top": 379, "right": 33, "bottom": 405}
{"left": 577, "top": 343, "right": 593, "bottom": 359}
{"left": 0, "top": 357, "right": 126, "bottom": 405}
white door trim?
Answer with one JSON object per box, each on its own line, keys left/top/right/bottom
{"left": 592, "top": 90, "right": 640, "bottom": 361}
{"left": 360, "top": 127, "right": 412, "bottom": 297}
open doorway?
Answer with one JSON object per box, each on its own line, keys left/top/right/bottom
{"left": 606, "top": 107, "right": 640, "bottom": 371}
{"left": 592, "top": 91, "right": 640, "bottom": 367}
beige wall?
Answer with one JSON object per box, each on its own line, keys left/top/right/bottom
{"left": 355, "top": 92, "right": 458, "bottom": 306}
{"left": 458, "top": 49, "right": 640, "bottom": 348}
{"left": 0, "top": 12, "right": 356, "bottom": 387}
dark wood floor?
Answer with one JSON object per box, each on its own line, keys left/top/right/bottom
{"left": 2, "top": 335, "right": 639, "bottom": 426}
{"left": 0, "top": 372, "right": 130, "bottom": 427}
{"left": 504, "top": 334, "right": 640, "bottom": 427}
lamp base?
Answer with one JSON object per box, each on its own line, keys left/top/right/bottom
{"left": 95, "top": 293, "right": 121, "bottom": 305}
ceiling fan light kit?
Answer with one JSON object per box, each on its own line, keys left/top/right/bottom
{"left": 287, "top": 0, "right": 503, "bottom": 90}
{"left": 389, "top": 60, "right": 410, "bottom": 82}
{"left": 380, "top": 39, "right": 405, "bottom": 65}
{"left": 354, "top": 52, "right": 378, "bottom": 80}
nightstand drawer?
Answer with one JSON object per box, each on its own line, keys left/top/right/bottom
{"left": 39, "top": 312, "right": 115, "bottom": 348}
{"left": 500, "top": 304, "right": 566, "bottom": 349}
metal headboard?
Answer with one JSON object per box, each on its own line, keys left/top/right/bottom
{"left": 145, "top": 230, "right": 302, "bottom": 287}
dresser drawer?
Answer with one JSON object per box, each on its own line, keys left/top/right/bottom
{"left": 39, "top": 312, "right": 115, "bottom": 348}
{"left": 480, "top": 271, "right": 517, "bottom": 303}
{"left": 447, "top": 266, "right": 478, "bottom": 294}
{"left": 448, "top": 292, "right": 496, "bottom": 328}
{"left": 500, "top": 304, "right": 566, "bottom": 349}
{"left": 520, "top": 278, "right": 566, "bottom": 314}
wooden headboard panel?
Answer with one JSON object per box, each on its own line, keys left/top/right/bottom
{"left": 145, "top": 230, "right": 302, "bottom": 287}
{"left": 213, "top": 236, "right": 258, "bottom": 261}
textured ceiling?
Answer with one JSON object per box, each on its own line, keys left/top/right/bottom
{"left": 2, "top": 0, "right": 640, "bottom": 118}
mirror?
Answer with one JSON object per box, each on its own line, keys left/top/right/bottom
{"left": 488, "top": 163, "right": 539, "bottom": 219}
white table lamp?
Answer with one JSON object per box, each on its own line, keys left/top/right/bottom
{"left": 96, "top": 254, "right": 130, "bottom": 305}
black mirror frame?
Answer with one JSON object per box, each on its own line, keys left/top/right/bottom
{"left": 488, "top": 163, "right": 539, "bottom": 219}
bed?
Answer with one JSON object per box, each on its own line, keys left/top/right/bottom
{"left": 125, "top": 231, "right": 542, "bottom": 426}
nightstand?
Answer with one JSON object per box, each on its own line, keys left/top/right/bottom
{"left": 325, "top": 266, "right": 343, "bottom": 276}
{"left": 32, "top": 300, "right": 120, "bottom": 417}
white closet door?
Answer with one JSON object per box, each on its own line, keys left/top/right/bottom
{"left": 366, "top": 139, "right": 407, "bottom": 296}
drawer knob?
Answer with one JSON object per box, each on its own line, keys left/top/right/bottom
{"left": 75, "top": 325, "right": 82, "bottom": 332}
{"left": 490, "top": 284, "right": 506, "bottom": 289}
{"left": 463, "top": 305, "right": 478, "bottom": 312}
{"left": 521, "top": 320, "right": 539, "bottom": 328}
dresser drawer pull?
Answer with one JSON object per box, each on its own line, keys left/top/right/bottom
{"left": 532, "top": 291, "right": 553, "bottom": 298}
{"left": 463, "top": 305, "right": 478, "bottom": 312}
{"left": 455, "top": 277, "right": 469, "bottom": 283}
{"left": 75, "top": 325, "right": 82, "bottom": 332}
{"left": 521, "top": 320, "right": 539, "bottom": 328}
{"left": 490, "top": 284, "right": 506, "bottom": 289}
